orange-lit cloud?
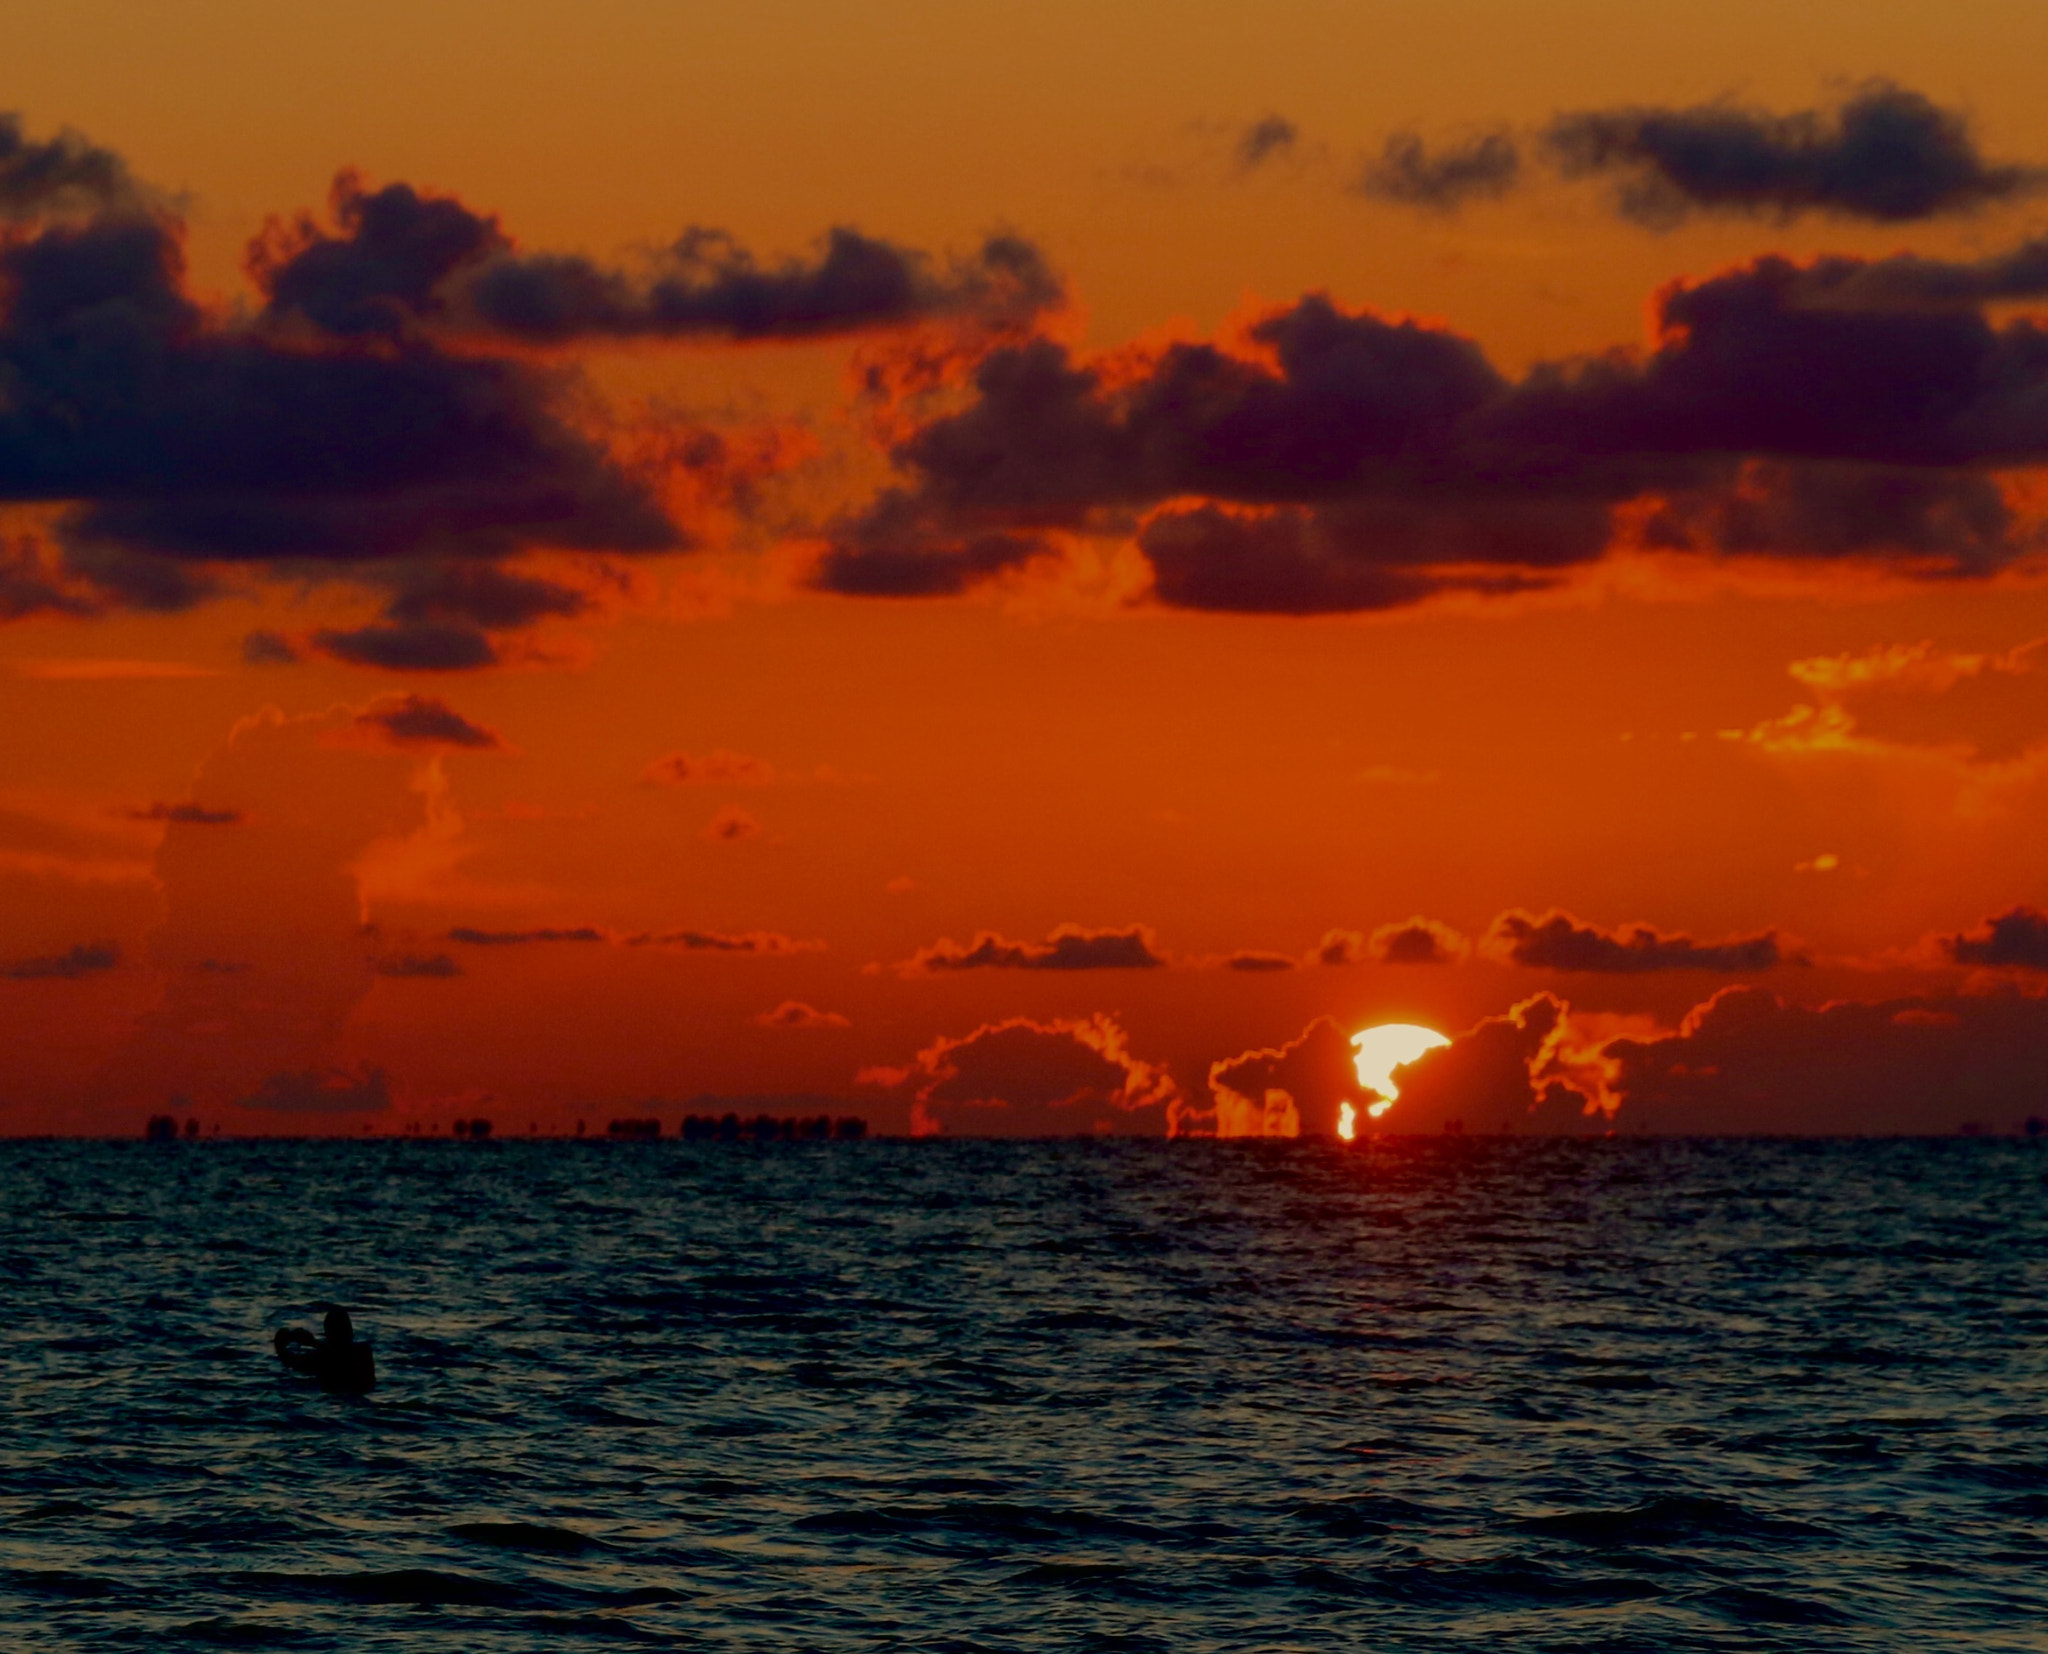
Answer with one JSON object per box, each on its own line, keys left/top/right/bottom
{"left": 864, "top": 1013, "right": 1181, "bottom": 1137}
{"left": 1485, "top": 909, "right": 1792, "bottom": 973}
{"left": 902, "top": 923, "right": 1169, "bottom": 974}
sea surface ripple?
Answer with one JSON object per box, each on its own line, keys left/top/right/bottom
{"left": 1, "top": 1137, "right": 2045, "bottom": 1651}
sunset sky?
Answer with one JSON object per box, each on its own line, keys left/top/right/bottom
{"left": 6, "top": 0, "right": 2048, "bottom": 1136}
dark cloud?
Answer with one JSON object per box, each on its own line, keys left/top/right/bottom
{"left": 701, "top": 805, "right": 761, "bottom": 843}
{"left": 0, "top": 113, "right": 140, "bottom": 219}
{"left": 241, "top": 1063, "right": 391, "bottom": 1114}
{"left": 905, "top": 923, "right": 1168, "bottom": 973}
{"left": 3, "top": 939, "right": 119, "bottom": 980}
{"left": 1606, "top": 985, "right": 2048, "bottom": 1133}
{"left": 449, "top": 925, "right": 607, "bottom": 945}
{"left": 460, "top": 227, "right": 1061, "bottom": 345}
{"left": 374, "top": 951, "right": 462, "bottom": 978}
{"left": 1543, "top": 82, "right": 2037, "bottom": 226}
{"left": 241, "top": 630, "right": 301, "bottom": 666}
{"left": 312, "top": 623, "right": 499, "bottom": 672}
{"left": 1357, "top": 129, "right": 1521, "bottom": 210}
{"left": 127, "top": 802, "right": 242, "bottom": 826}
{"left": 1314, "top": 919, "right": 1466, "bottom": 965}
{"left": 0, "top": 208, "right": 676, "bottom": 599}
{"left": 0, "top": 537, "right": 97, "bottom": 618}
{"left": 1487, "top": 909, "right": 1789, "bottom": 973}
{"left": 1236, "top": 115, "right": 1300, "bottom": 170}
{"left": 1371, "top": 917, "right": 1468, "bottom": 965}
{"left": 1944, "top": 906, "right": 2048, "bottom": 969}
{"left": 250, "top": 171, "right": 508, "bottom": 339}
{"left": 252, "top": 174, "right": 1062, "bottom": 345}
{"left": 864, "top": 1013, "right": 1181, "bottom": 1136}
{"left": 352, "top": 693, "right": 505, "bottom": 751}
{"left": 447, "top": 923, "right": 816, "bottom": 954}
{"left": 755, "top": 1000, "right": 850, "bottom": 1029}
{"left": 643, "top": 749, "right": 776, "bottom": 786}
{"left": 1224, "top": 950, "right": 1295, "bottom": 972}
{"left": 1206, "top": 1016, "right": 1360, "bottom": 1136}
{"left": 634, "top": 929, "right": 817, "bottom": 954}
{"left": 838, "top": 242, "right": 2048, "bottom": 611}
{"left": 808, "top": 498, "right": 1050, "bottom": 598}
{"left": 1384, "top": 993, "right": 1604, "bottom": 1134}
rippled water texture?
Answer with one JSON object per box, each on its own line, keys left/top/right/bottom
{"left": 3, "top": 1138, "right": 2046, "bottom": 1651}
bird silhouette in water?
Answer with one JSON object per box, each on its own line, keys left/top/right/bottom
{"left": 273, "top": 1307, "right": 376, "bottom": 1394}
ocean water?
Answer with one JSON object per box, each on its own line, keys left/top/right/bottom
{"left": 2, "top": 1137, "right": 2045, "bottom": 1652}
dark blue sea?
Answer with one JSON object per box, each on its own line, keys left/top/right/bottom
{"left": 3, "top": 1138, "right": 2045, "bottom": 1651}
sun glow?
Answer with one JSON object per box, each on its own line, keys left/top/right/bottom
{"left": 1349, "top": 1022, "right": 1451, "bottom": 1123}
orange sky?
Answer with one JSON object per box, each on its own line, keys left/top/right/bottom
{"left": 5, "top": 2, "right": 2047, "bottom": 1135}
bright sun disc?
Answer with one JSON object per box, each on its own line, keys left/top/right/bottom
{"left": 1349, "top": 1023, "right": 1451, "bottom": 1123}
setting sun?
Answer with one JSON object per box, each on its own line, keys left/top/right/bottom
{"left": 1350, "top": 1024, "right": 1452, "bottom": 1124}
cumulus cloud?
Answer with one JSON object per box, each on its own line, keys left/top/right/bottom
{"left": 1943, "top": 906, "right": 2048, "bottom": 969}
{"left": 1358, "top": 85, "right": 2038, "bottom": 226}
{"left": 642, "top": 748, "right": 776, "bottom": 786}
{"left": 2, "top": 939, "right": 119, "bottom": 980}
{"left": 903, "top": 923, "right": 1168, "bottom": 973}
{"left": 1542, "top": 83, "right": 2037, "bottom": 226}
{"left": 754, "top": 1000, "right": 850, "bottom": 1029}
{"left": 348, "top": 693, "right": 506, "bottom": 752}
{"left": 241, "top": 1063, "right": 392, "bottom": 1114}
{"left": 252, "top": 172, "right": 1062, "bottom": 345}
{"left": 1313, "top": 918, "right": 1467, "bottom": 965}
{"left": 830, "top": 249, "right": 2048, "bottom": 612}
{"left": 863, "top": 1013, "right": 1182, "bottom": 1136}
{"left": 1383, "top": 993, "right": 1613, "bottom": 1133}
{"left": 1605, "top": 985, "right": 2048, "bottom": 1133}
{"left": 0, "top": 113, "right": 142, "bottom": 219}
{"left": 1206, "top": 1016, "right": 1362, "bottom": 1137}
{"left": 1357, "top": 129, "right": 1520, "bottom": 210}
{"left": 3, "top": 128, "right": 1077, "bottom": 659}
{"left": 1487, "top": 909, "right": 1789, "bottom": 973}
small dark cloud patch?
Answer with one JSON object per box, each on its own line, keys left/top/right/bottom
{"left": 448, "top": 923, "right": 816, "bottom": 954}
{"left": 907, "top": 924, "right": 1168, "bottom": 973}
{"left": 450, "top": 926, "right": 608, "bottom": 946}
{"left": 3, "top": 940, "right": 119, "bottom": 980}
{"left": 353, "top": 693, "right": 505, "bottom": 751}
{"left": 1236, "top": 115, "right": 1300, "bottom": 170}
{"left": 643, "top": 749, "right": 776, "bottom": 786}
{"left": 1944, "top": 906, "right": 2048, "bottom": 969}
{"left": 1224, "top": 950, "right": 1295, "bottom": 972}
{"left": 1372, "top": 917, "right": 1468, "bottom": 965}
{"left": 241, "top": 1064, "right": 391, "bottom": 1113}
{"left": 375, "top": 951, "right": 463, "bottom": 978}
{"left": 1543, "top": 82, "right": 2038, "bottom": 226}
{"left": 314, "top": 623, "right": 499, "bottom": 673}
{"left": 755, "top": 1000, "right": 850, "bottom": 1029}
{"left": 128, "top": 801, "right": 242, "bottom": 826}
{"left": 637, "top": 929, "right": 817, "bottom": 954}
{"left": 241, "top": 630, "right": 301, "bottom": 666}
{"left": 1488, "top": 909, "right": 1788, "bottom": 973}
{"left": 701, "top": 806, "right": 761, "bottom": 843}
{"left": 1357, "top": 129, "right": 1521, "bottom": 210}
